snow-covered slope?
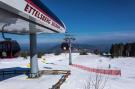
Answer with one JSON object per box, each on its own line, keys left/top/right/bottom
{"left": 0, "top": 53, "right": 135, "bottom": 89}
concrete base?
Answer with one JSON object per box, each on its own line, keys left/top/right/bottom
{"left": 29, "top": 72, "right": 41, "bottom": 78}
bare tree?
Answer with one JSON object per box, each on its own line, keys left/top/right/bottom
{"left": 84, "top": 73, "right": 108, "bottom": 89}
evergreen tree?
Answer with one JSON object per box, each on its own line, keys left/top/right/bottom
{"left": 110, "top": 42, "right": 135, "bottom": 58}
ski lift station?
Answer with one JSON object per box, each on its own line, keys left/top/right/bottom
{"left": 0, "top": 0, "right": 66, "bottom": 78}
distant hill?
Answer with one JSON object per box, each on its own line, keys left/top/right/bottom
{"left": 46, "top": 43, "right": 111, "bottom": 53}
{"left": 20, "top": 43, "right": 58, "bottom": 52}
{"left": 20, "top": 43, "right": 111, "bottom": 53}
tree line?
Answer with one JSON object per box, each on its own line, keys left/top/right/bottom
{"left": 110, "top": 43, "right": 135, "bottom": 58}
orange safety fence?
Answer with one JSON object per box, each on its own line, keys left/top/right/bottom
{"left": 71, "top": 64, "right": 121, "bottom": 76}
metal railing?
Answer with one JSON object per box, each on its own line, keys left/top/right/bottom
{"left": 0, "top": 70, "right": 30, "bottom": 78}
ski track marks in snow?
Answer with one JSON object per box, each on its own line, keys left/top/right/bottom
{"left": 0, "top": 53, "right": 135, "bottom": 89}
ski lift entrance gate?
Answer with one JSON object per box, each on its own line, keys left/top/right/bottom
{"left": 0, "top": 0, "right": 66, "bottom": 78}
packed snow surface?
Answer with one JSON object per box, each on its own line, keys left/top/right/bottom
{"left": 0, "top": 53, "right": 135, "bottom": 89}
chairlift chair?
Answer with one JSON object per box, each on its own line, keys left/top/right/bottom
{"left": 61, "top": 42, "right": 69, "bottom": 51}
{"left": 0, "top": 40, "right": 21, "bottom": 58}
{"left": 0, "top": 24, "right": 21, "bottom": 59}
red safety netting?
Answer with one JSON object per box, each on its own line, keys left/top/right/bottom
{"left": 71, "top": 64, "right": 121, "bottom": 76}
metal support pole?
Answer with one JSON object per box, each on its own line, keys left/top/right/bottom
{"left": 29, "top": 33, "right": 39, "bottom": 78}
{"left": 64, "top": 34, "right": 75, "bottom": 65}
{"left": 69, "top": 39, "right": 72, "bottom": 65}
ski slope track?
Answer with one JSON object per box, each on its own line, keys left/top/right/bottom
{"left": 0, "top": 53, "right": 135, "bottom": 89}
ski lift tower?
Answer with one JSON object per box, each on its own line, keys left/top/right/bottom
{"left": 64, "top": 34, "right": 75, "bottom": 65}
{"left": 0, "top": 0, "right": 66, "bottom": 78}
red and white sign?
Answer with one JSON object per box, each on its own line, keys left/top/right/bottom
{"left": 0, "top": 0, "right": 66, "bottom": 33}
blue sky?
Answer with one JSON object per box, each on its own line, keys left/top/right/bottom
{"left": 42, "top": 0, "right": 135, "bottom": 33}
{"left": 42, "top": 0, "right": 135, "bottom": 44}
{"left": 0, "top": 0, "right": 135, "bottom": 45}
